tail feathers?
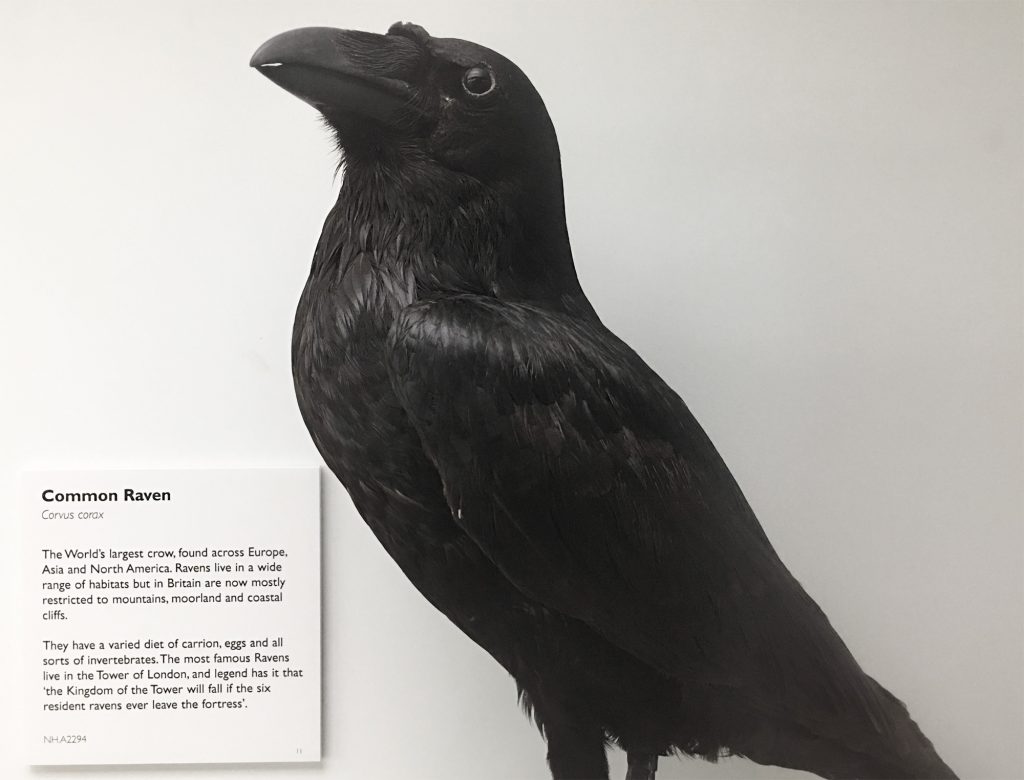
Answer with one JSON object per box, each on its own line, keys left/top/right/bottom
{"left": 738, "top": 724, "right": 957, "bottom": 779}
{"left": 734, "top": 682, "right": 958, "bottom": 780}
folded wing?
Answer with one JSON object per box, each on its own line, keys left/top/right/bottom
{"left": 386, "top": 294, "right": 942, "bottom": 772}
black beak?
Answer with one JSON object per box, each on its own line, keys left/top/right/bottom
{"left": 250, "top": 27, "right": 426, "bottom": 124}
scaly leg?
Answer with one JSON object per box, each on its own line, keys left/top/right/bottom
{"left": 625, "top": 752, "right": 658, "bottom": 780}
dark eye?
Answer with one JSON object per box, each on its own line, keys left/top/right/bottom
{"left": 461, "top": 65, "right": 495, "bottom": 97}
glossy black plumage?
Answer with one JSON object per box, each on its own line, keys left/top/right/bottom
{"left": 253, "top": 23, "right": 957, "bottom": 779}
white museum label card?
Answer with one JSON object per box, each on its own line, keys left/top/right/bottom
{"left": 22, "top": 468, "right": 321, "bottom": 765}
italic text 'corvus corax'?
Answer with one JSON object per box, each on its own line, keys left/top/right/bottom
{"left": 251, "top": 22, "right": 957, "bottom": 780}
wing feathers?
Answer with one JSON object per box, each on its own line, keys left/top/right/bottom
{"left": 386, "top": 294, "right": 925, "bottom": 758}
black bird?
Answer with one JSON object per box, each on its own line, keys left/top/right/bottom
{"left": 251, "top": 23, "right": 957, "bottom": 780}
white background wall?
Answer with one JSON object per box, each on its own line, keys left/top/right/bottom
{"left": 2, "top": 1, "right": 1020, "bottom": 778}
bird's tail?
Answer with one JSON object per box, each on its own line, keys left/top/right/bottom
{"left": 733, "top": 678, "right": 958, "bottom": 780}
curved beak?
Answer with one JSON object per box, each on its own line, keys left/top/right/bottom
{"left": 250, "top": 27, "right": 426, "bottom": 124}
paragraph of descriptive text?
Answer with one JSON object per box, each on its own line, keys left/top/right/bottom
{"left": 40, "top": 634, "right": 304, "bottom": 714}
{"left": 39, "top": 545, "right": 290, "bottom": 619}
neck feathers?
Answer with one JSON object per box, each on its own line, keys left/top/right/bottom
{"left": 313, "top": 158, "right": 588, "bottom": 310}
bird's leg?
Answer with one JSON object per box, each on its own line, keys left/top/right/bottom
{"left": 543, "top": 721, "right": 609, "bottom": 780}
{"left": 625, "top": 752, "right": 658, "bottom": 780}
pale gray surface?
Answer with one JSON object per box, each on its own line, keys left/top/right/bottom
{"left": 2, "top": 1, "right": 1021, "bottom": 778}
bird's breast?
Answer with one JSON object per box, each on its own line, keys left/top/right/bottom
{"left": 291, "top": 252, "right": 461, "bottom": 552}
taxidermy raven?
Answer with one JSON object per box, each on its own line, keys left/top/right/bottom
{"left": 252, "top": 22, "right": 957, "bottom": 780}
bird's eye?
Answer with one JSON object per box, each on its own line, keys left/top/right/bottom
{"left": 461, "top": 66, "right": 495, "bottom": 97}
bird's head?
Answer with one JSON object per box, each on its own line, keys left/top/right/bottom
{"left": 251, "top": 22, "right": 586, "bottom": 305}
{"left": 251, "top": 22, "right": 560, "bottom": 197}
